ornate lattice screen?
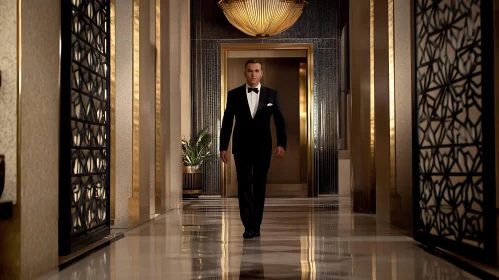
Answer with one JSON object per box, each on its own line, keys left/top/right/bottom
{"left": 59, "top": 0, "right": 111, "bottom": 256}
{"left": 413, "top": 0, "right": 496, "bottom": 264}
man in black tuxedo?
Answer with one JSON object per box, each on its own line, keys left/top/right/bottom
{"left": 220, "top": 60, "right": 287, "bottom": 239}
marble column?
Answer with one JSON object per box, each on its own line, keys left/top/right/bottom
{"left": 114, "top": 0, "right": 134, "bottom": 228}
{"left": 373, "top": 0, "right": 391, "bottom": 223}
{"left": 160, "top": 0, "right": 186, "bottom": 211}
{"left": 393, "top": 0, "right": 413, "bottom": 232}
{"left": 19, "top": 0, "right": 60, "bottom": 278}
{"left": 350, "top": 0, "right": 376, "bottom": 214}
{"left": 136, "top": 0, "right": 154, "bottom": 225}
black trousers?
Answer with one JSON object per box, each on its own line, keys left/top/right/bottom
{"left": 234, "top": 152, "right": 271, "bottom": 231}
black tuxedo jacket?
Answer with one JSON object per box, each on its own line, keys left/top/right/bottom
{"left": 220, "top": 84, "right": 287, "bottom": 155}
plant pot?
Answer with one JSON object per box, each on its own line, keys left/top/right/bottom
{"left": 182, "top": 165, "right": 202, "bottom": 198}
{"left": 0, "top": 155, "right": 4, "bottom": 199}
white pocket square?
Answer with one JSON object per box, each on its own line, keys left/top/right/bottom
{"left": 267, "top": 103, "right": 273, "bottom": 106}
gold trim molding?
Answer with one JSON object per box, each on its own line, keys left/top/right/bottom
{"left": 494, "top": 1, "right": 499, "bottom": 267}
{"left": 17, "top": 0, "right": 22, "bottom": 204}
{"left": 369, "top": 0, "right": 376, "bottom": 199}
{"left": 129, "top": 0, "right": 140, "bottom": 227}
{"left": 220, "top": 43, "right": 315, "bottom": 197}
{"left": 388, "top": 0, "right": 397, "bottom": 199}
{"left": 110, "top": 0, "right": 116, "bottom": 222}
{"left": 299, "top": 62, "right": 308, "bottom": 184}
{"left": 494, "top": 0, "right": 499, "bottom": 215}
{"left": 155, "top": 0, "right": 162, "bottom": 213}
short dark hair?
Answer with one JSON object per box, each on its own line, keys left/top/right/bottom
{"left": 245, "top": 59, "right": 263, "bottom": 70}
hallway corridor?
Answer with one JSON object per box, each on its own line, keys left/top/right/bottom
{"left": 39, "top": 197, "right": 478, "bottom": 279}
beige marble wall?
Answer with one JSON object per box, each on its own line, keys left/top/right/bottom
{"left": 338, "top": 158, "right": 351, "bottom": 197}
{"left": 115, "top": 0, "right": 134, "bottom": 228}
{"left": 19, "top": 0, "right": 60, "bottom": 278}
{"left": 0, "top": 4, "right": 20, "bottom": 258}
{"left": 0, "top": 0, "right": 17, "bottom": 204}
{"left": 393, "top": 0, "right": 413, "bottom": 232}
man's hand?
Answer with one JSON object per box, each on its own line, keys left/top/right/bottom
{"left": 220, "top": 150, "right": 229, "bottom": 164}
{"left": 273, "top": 146, "right": 285, "bottom": 158}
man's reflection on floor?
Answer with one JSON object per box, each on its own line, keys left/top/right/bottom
{"left": 239, "top": 239, "right": 265, "bottom": 279}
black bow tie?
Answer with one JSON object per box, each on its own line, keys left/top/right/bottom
{"left": 248, "top": 87, "right": 259, "bottom": 94}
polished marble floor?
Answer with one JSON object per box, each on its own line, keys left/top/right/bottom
{"left": 40, "top": 197, "right": 479, "bottom": 279}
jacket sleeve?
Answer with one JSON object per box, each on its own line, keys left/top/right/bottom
{"left": 273, "top": 91, "right": 287, "bottom": 150}
{"left": 220, "top": 91, "right": 234, "bottom": 151}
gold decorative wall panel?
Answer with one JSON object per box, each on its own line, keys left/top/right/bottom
{"left": 413, "top": 0, "right": 497, "bottom": 265}
{"left": 387, "top": 0, "right": 403, "bottom": 225}
{"left": 59, "top": 0, "right": 111, "bottom": 256}
{"left": 155, "top": 0, "right": 162, "bottom": 213}
{"left": 129, "top": 0, "right": 140, "bottom": 227}
{"left": 388, "top": 0, "right": 396, "bottom": 199}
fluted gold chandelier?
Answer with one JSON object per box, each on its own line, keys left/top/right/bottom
{"left": 218, "top": 0, "right": 308, "bottom": 37}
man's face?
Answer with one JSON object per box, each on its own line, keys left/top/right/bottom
{"left": 244, "top": 63, "right": 263, "bottom": 87}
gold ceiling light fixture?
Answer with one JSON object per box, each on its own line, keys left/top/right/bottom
{"left": 218, "top": 0, "right": 309, "bottom": 37}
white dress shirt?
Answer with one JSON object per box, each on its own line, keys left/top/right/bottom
{"left": 246, "top": 83, "right": 261, "bottom": 118}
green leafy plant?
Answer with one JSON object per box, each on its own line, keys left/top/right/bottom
{"left": 181, "top": 126, "right": 215, "bottom": 166}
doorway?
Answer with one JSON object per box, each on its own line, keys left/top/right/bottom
{"left": 220, "top": 44, "right": 314, "bottom": 198}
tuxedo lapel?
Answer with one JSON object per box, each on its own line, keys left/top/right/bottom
{"left": 239, "top": 85, "right": 253, "bottom": 119}
{"left": 255, "top": 86, "right": 267, "bottom": 117}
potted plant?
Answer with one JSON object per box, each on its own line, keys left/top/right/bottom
{"left": 181, "top": 126, "right": 214, "bottom": 198}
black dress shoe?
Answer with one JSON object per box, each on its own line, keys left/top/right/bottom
{"left": 253, "top": 230, "right": 260, "bottom": 237}
{"left": 243, "top": 231, "right": 254, "bottom": 239}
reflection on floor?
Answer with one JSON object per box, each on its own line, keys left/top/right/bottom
{"left": 39, "top": 197, "right": 478, "bottom": 279}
